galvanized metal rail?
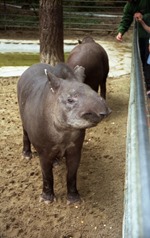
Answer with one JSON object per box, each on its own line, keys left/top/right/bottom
{"left": 122, "top": 22, "right": 150, "bottom": 238}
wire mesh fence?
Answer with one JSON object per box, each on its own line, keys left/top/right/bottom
{"left": 0, "top": 0, "right": 126, "bottom": 36}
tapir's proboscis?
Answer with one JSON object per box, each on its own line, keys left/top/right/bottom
{"left": 17, "top": 62, "right": 111, "bottom": 204}
{"left": 67, "top": 36, "right": 109, "bottom": 99}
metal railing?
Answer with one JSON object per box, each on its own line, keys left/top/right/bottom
{"left": 122, "top": 22, "right": 150, "bottom": 238}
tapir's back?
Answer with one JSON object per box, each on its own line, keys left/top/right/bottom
{"left": 17, "top": 63, "right": 52, "bottom": 105}
{"left": 18, "top": 63, "right": 53, "bottom": 94}
{"left": 67, "top": 42, "right": 108, "bottom": 70}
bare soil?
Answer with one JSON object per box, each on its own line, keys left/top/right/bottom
{"left": 0, "top": 73, "right": 130, "bottom": 238}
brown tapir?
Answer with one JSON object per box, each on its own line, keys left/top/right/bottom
{"left": 67, "top": 36, "right": 109, "bottom": 99}
{"left": 17, "top": 62, "right": 111, "bottom": 204}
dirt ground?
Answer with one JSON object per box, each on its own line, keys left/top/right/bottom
{"left": 0, "top": 72, "right": 130, "bottom": 238}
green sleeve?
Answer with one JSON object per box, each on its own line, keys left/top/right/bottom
{"left": 117, "top": 3, "right": 135, "bottom": 35}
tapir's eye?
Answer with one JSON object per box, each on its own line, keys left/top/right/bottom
{"left": 67, "top": 98, "right": 75, "bottom": 103}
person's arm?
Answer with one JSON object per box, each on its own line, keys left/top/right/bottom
{"left": 134, "top": 12, "right": 150, "bottom": 34}
{"left": 138, "top": 19, "right": 150, "bottom": 33}
{"left": 116, "top": 3, "right": 134, "bottom": 41}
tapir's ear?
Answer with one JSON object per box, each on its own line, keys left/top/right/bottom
{"left": 74, "top": 65, "right": 85, "bottom": 83}
{"left": 45, "top": 70, "right": 61, "bottom": 92}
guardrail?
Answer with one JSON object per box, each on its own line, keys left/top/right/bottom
{"left": 122, "top": 22, "right": 150, "bottom": 238}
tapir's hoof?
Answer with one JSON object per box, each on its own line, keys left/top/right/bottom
{"left": 39, "top": 193, "right": 56, "bottom": 204}
{"left": 67, "top": 193, "right": 81, "bottom": 205}
{"left": 52, "top": 158, "right": 60, "bottom": 167}
{"left": 22, "top": 151, "right": 32, "bottom": 160}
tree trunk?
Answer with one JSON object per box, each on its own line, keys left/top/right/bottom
{"left": 39, "top": 0, "right": 64, "bottom": 65}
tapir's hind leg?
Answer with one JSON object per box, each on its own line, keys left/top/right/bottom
{"left": 22, "top": 128, "right": 32, "bottom": 160}
{"left": 100, "top": 79, "right": 106, "bottom": 100}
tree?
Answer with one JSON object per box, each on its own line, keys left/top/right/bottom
{"left": 39, "top": 0, "right": 64, "bottom": 65}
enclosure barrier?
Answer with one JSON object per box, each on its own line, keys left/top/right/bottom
{"left": 122, "top": 22, "right": 150, "bottom": 238}
{"left": 0, "top": 0, "right": 126, "bottom": 35}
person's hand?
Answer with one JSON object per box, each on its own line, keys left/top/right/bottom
{"left": 116, "top": 32, "right": 123, "bottom": 41}
{"left": 134, "top": 12, "right": 143, "bottom": 21}
{"left": 136, "top": 17, "right": 143, "bottom": 23}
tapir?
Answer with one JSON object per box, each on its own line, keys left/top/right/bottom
{"left": 17, "top": 62, "right": 111, "bottom": 204}
{"left": 52, "top": 62, "right": 85, "bottom": 82}
{"left": 67, "top": 36, "right": 109, "bottom": 99}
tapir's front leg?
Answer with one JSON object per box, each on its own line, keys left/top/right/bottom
{"left": 39, "top": 155, "right": 55, "bottom": 203}
{"left": 66, "top": 151, "right": 81, "bottom": 204}
{"left": 65, "top": 131, "right": 85, "bottom": 204}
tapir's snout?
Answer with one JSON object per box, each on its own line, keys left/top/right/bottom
{"left": 82, "top": 106, "right": 111, "bottom": 125}
{"left": 99, "top": 106, "right": 112, "bottom": 120}
{"left": 105, "top": 106, "right": 112, "bottom": 116}
{"left": 98, "top": 97, "right": 112, "bottom": 118}
{"left": 83, "top": 112, "right": 103, "bottom": 123}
